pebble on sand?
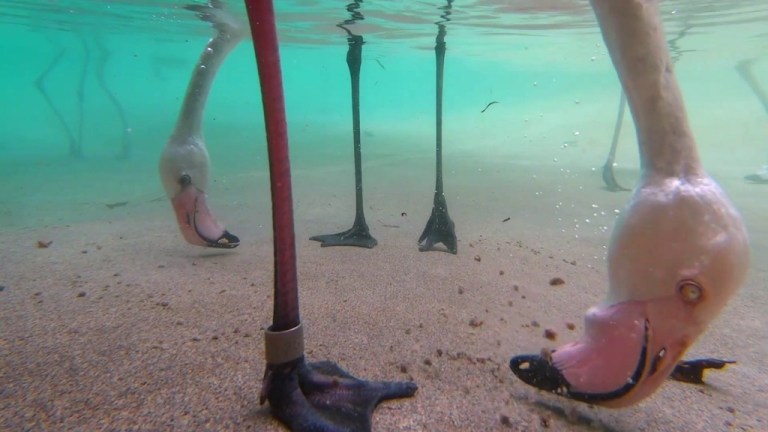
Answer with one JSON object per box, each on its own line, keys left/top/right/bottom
{"left": 549, "top": 277, "right": 565, "bottom": 286}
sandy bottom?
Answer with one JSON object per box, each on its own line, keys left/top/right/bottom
{"left": 1, "top": 135, "right": 767, "bottom": 432}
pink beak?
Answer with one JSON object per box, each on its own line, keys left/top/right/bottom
{"left": 510, "top": 297, "right": 695, "bottom": 408}
{"left": 171, "top": 185, "right": 240, "bottom": 249}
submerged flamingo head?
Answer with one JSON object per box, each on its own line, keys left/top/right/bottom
{"left": 159, "top": 137, "right": 240, "bottom": 249}
{"left": 511, "top": 175, "right": 749, "bottom": 407}
{"left": 169, "top": 178, "right": 240, "bottom": 249}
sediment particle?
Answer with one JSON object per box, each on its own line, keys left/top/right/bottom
{"left": 500, "top": 414, "right": 512, "bottom": 427}
{"left": 469, "top": 318, "right": 484, "bottom": 328}
{"left": 566, "top": 322, "right": 576, "bottom": 330}
{"left": 544, "top": 328, "right": 557, "bottom": 341}
{"left": 77, "top": 291, "right": 86, "bottom": 298}
{"left": 549, "top": 277, "right": 565, "bottom": 286}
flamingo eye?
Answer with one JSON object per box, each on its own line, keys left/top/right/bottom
{"left": 677, "top": 280, "right": 703, "bottom": 303}
{"left": 179, "top": 174, "right": 192, "bottom": 187}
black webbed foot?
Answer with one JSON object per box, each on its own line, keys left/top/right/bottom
{"left": 310, "top": 222, "right": 377, "bottom": 248}
{"left": 601, "top": 161, "right": 631, "bottom": 192}
{"left": 669, "top": 358, "right": 736, "bottom": 384}
{"left": 261, "top": 357, "right": 417, "bottom": 432}
{"left": 418, "top": 194, "right": 457, "bottom": 254}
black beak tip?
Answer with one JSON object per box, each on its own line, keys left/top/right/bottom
{"left": 509, "top": 354, "right": 570, "bottom": 393}
{"left": 208, "top": 230, "right": 241, "bottom": 249}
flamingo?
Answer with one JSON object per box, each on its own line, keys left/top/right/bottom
{"left": 158, "top": 0, "right": 243, "bottom": 249}
{"left": 510, "top": 0, "right": 749, "bottom": 408}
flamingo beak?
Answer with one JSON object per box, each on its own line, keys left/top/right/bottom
{"left": 510, "top": 298, "right": 694, "bottom": 408}
{"left": 170, "top": 184, "right": 240, "bottom": 249}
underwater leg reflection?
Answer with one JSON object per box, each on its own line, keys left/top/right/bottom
{"left": 158, "top": 0, "right": 242, "bottom": 249}
{"left": 243, "top": 1, "right": 417, "bottom": 430}
{"left": 35, "top": 47, "right": 80, "bottom": 158}
{"left": 510, "top": 0, "right": 749, "bottom": 408}
{"left": 600, "top": 91, "right": 631, "bottom": 192}
{"left": 94, "top": 37, "right": 132, "bottom": 160}
{"left": 735, "top": 58, "right": 768, "bottom": 184}
{"left": 599, "top": 20, "right": 692, "bottom": 192}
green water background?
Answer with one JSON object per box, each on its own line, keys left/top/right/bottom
{"left": 0, "top": 0, "right": 766, "bottom": 231}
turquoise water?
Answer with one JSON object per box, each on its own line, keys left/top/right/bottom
{"left": 1, "top": 1, "right": 768, "bottom": 430}
{"left": 2, "top": 0, "right": 766, "bottom": 163}
{"left": 1, "top": 0, "right": 766, "bottom": 230}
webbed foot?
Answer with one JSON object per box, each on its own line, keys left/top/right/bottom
{"left": 669, "top": 358, "right": 736, "bottom": 384}
{"left": 310, "top": 222, "right": 377, "bottom": 248}
{"left": 418, "top": 194, "right": 457, "bottom": 254}
{"left": 261, "top": 357, "right": 417, "bottom": 432}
